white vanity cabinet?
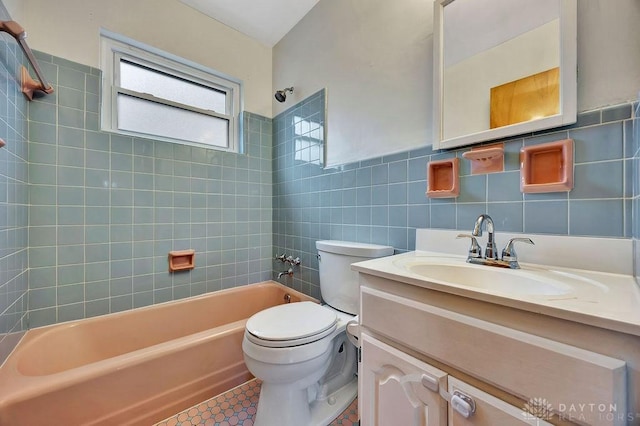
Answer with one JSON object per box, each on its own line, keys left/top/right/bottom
{"left": 359, "top": 332, "right": 447, "bottom": 425}
{"left": 359, "top": 331, "right": 552, "bottom": 426}
{"left": 446, "top": 376, "right": 554, "bottom": 426}
{"left": 357, "top": 274, "right": 632, "bottom": 426}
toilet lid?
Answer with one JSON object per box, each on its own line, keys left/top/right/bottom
{"left": 246, "top": 302, "right": 337, "bottom": 342}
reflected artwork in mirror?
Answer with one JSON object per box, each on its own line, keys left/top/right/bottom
{"left": 433, "top": 0, "right": 577, "bottom": 150}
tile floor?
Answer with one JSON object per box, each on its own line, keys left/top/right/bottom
{"left": 155, "top": 379, "right": 359, "bottom": 426}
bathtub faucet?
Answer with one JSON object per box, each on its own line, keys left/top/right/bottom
{"left": 277, "top": 268, "right": 294, "bottom": 279}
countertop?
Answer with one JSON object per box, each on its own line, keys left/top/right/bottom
{"left": 352, "top": 250, "right": 640, "bottom": 337}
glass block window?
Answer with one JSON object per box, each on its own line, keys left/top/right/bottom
{"left": 100, "top": 31, "right": 242, "bottom": 152}
{"left": 293, "top": 115, "right": 324, "bottom": 166}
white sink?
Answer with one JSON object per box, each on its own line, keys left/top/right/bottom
{"left": 392, "top": 256, "right": 607, "bottom": 297}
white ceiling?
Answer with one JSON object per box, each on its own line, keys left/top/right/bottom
{"left": 178, "top": 0, "right": 321, "bottom": 47}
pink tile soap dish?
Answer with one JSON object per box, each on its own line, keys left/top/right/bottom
{"left": 427, "top": 158, "right": 459, "bottom": 198}
{"left": 168, "top": 249, "right": 195, "bottom": 272}
{"left": 520, "top": 139, "right": 573, "bottom": 193}
{"left": 462, "top": 143, "right": 504, "bottom": 174}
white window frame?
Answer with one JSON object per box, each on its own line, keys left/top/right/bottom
{"left": 100, "top": 29, "right": 243, "bottom": 153}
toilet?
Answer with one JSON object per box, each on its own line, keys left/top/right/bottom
{"left": 242, "top": 240, "right": 394, "bottom": 426}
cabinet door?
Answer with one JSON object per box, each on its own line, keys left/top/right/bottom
{"left": 448, "top": 377, "right": 553, "bottom": 426}
{"left": 360, "top": 332, "right": 448, "bottom": 426}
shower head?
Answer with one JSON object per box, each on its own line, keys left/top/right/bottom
{"left": 274, "top": 87, "right": 294, "bottom": 103}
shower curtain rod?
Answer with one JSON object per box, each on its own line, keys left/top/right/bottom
{"left": 0, "top": 20, "right": 54, "bottom": 100}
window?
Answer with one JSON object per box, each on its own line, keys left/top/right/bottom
{"left": 100, "top": 30, "right": 242, "bottom": 152}
{"left": 293, "top": 115, "right": 324, "bottom": 166}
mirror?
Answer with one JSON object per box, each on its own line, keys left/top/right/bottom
{"left": 432, "top": 0, "right": 577, "bottom": 150}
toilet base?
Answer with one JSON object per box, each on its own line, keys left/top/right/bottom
{"left": 253, "top": 376, "right": 357, "bottom": 426}
{"left": 310, "top": 377, "right": 357, "bottom": 426}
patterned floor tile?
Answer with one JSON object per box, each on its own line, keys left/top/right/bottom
{"left": 155, "top": 379, "right": 358, "bottom": 426}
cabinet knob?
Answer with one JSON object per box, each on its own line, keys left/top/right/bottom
{"left": 451, "top": 391, "right": 476, "bottom": 418}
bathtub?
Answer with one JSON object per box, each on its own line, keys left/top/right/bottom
{"left": 0, "top": 281, "right": 315, "bottom": 425}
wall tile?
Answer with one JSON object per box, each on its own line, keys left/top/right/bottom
{"left": 29, "top": 142, "right": 56, "bottom": 164}
{"left": 524, "top": 201, "right": 568, "bottom": 234}
{"left": 58, "top": 303, "right": 84, "bottom": 322}
{"left": 602, "top": 104, "right": 632, "bottom": 123}
{"left": 570, "top": 161, "right": 624, "bottom": 199}
{"left": 273, "top": 91, "right": 637, "bottom": 298}
{"left": 408, "top": 205, "right": 429, "bottom": 229}
{"left": 388, "top": 161, "right": 408, "bottom": 183}
{"left": 371, "top": 164, "right": 389, "bottom": 185}
{"left": 388, "top": 183, "right": 407, "bottom": 205}
{"left": 459, "top": 175, "right": 487, "bottom": 203}
{"left": 0, "top": 6, "right": 29, "bottom": 362}
{"left": 57, "top": 87, "right": 85, "bottom": 110}
{"left": 570, "top": 199, "right": 624, "bottom": 237}
{"left": 457, "top": 203, "right": 486, "bottom": 230}
{"left": 430, "top": 203, "right": 457, "bottom": 229}
{"left": 23, "top": 53, "right": 273, "bottom": 327}
{"left": 487, "top": 202, "right": 524, "bottom": 233}
{"left": 571, "top": 122, "right": 623, "bottom": 163}
{"left": 408, "top": 158, "right": 427, "bottom": 182}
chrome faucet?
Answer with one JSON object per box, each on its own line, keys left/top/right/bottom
{"left": 458, "top": 214, "right": 535, "bottom": 269}
{"left": 472, "top": 214, "right": 497, "bottom": 260}
{"left": 501, "top": 237, "right": 535, "bottom": 269}
{"left": 277, "top": 268, "right": 293, "bottom": 279}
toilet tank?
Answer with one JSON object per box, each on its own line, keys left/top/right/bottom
{"left": 316, "top": 240, "right": 394, "bottom": 315}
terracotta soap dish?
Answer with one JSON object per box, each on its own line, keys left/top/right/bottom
{"left": 168, "top": 249, "right": 195, "bottom": 272}
{"left": 462, "top": 143, "right": 504, "bottom": 174}
{"left": 427, "top": 158, "right": 459, "bottom": 198}
{"left": 520, "top": 139, "right": 573, "bottom": 193}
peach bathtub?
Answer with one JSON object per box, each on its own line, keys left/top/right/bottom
{"left": 0, "top": 281, "right": 314, "bottom": 425}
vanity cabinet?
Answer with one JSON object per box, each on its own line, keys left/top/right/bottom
{"left": 357, "top": 274, "right": 631, "bottom": 426}
{"left": 359, "top": 332, "right": 447, "bottom": 425}
{"left": 359, "top": 332, "right": 551, "bottom": 426}
{"left": 446, "top": 376, "right": 553, "bottom": 426}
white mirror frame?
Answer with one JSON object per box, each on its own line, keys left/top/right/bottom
{"left": 432, "top": 0, "right": 577, "bottom": 150}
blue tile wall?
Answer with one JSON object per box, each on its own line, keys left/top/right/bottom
{"left": 0, "top": 24, "right": 636, "bottom": 337}
{"left": 633, "top": 99, "right": 640, "bottom": 280}
{"left": 273, "top": 93, "right": 637, "bottom": 298}
{"left": 27, "top": 53, "right": 273, "bottom": 327}
{"left": 0, "top": 2, "right": 29, "bottom": 362}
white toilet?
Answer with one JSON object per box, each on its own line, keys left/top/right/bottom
{"left": 242, "top": 240, "right": 394, "bottom": 426}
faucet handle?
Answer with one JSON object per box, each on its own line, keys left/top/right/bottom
{"left": 501, "top": 238, "right": 534, "bottom": 262}
{"left": 456, "top": 234, "right": 482, "bottom": 259}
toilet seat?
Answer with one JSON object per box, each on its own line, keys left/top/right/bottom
{"left": 246, "top": 302, "right": 337, "bottom": 348}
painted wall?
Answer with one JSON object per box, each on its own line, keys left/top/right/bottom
{"left": 273, "top": 0, "right": 640, "bottom": 166}
{"left": 9, "top": 0, "right": 273, "bottom": 118}
{"left": 1, "top": 0, "right": 22, "bottom": 22}
{"left": 0, "top": 1, "right": 29, "bottom": 363}
{"left": 577, "top": 1, "right": 640, "bottom": 112}
{"left": 273, "top": 0, "right": 433, "bottom": 167}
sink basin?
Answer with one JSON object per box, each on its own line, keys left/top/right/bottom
{"left": 391, "top": 256, "right": 598, "bottom": 296}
